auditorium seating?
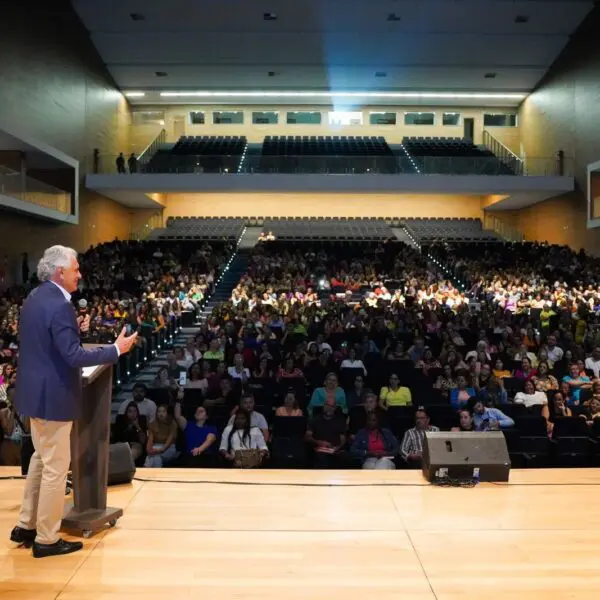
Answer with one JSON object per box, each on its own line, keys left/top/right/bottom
{"left": 402, "top": 137, "right": 516, "bottom": 175}
{"left": 263, "top": 217, "right": 393, "bottom": 240}
{"left": 258, "top": 135, "right": 398, "bottom": 174}
{"left": 403, "top": 218, "right": 500, "bottom": 242}
{"left": 145, "top": 136, "right": 247, "bottom": 173}
{"left": 150, "top": 217, "right": 245, "bottom": 241}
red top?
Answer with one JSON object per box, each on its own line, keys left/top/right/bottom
{"left": 367, "top": 431, "right": 386, "bottom": 455}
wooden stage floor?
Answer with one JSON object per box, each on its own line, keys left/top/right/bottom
{"left": 2, "top": 467, "right": 600, "bottom": 599}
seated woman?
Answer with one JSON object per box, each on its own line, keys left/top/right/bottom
{"left": 451, "top": 408, "right": 475, "bottom": 432}
{"left": 144, "top": 405, "right": 179, "bottom": 468}
{"left": 277, "top": 356, "right": 304, "bottom": 380}
{"left": 112, "top": 401, "right": 147, "bottom": 466}
{"left": 174, "top": 403, "right": 218, "bottom": 467}
{"left": 434, "top": 364, "right": 457, "bottom": 401}
{"left": 0, "top": 386, "right": 29, "bottom": 467}
{"left": 253, "top": 356, "right": 276, "bottom": 380}
{"left": 542, "top": 391, "right": 572, "bottom": 436}
{"left": 450, "top": 374, "right": 476, "bottom": 410}
{"left": 275, "top": 390, "right": 303, "bottom": 417}
{"left": 307, "top": 372, "right": 347, "bottom": 416}
{"left": 186, "top": 362, "right": 208, "bottom": 393}
{"left": 379, "top": 373, "right": 412, "bottom": 409}
{"left": 578, "top": 397, "right": 600, "bottom": 428}
{"left": 220, "top": 409, "right": 268, "bottom": 468}
{"left": 514, "top": 357, "right": 538, "bottom": 381}
{"left": 154, "top": 366, "right": 172, "bottom": 388}
{"left": 532, "top": 361, "right": 559, "bottom": 393}
{"left": 492, "top": 359, "right": 512, "bottom": 380}
{"left": 514, "top": 379, "right": 549, "bottom": 409}
{"left": 350, "top": 412, "right": 399, "bottom": 470}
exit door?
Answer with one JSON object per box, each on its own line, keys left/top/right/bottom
{"left": 464, "top": 118, "right": 474, "bottom": 141}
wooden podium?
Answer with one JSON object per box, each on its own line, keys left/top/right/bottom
{"left": 61, "top": 358, "right": 123, "bottom": 537}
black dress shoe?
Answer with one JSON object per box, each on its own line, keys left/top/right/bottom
{"left": 32, "top": 538, "right": 83, "bottom": 559}
{"left": 10, "top": 526, "right": 37, "bottom": 548}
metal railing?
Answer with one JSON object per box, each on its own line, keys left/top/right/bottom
{"left": 483, "top": 213, "right": 524, "bottom": 242}
{"left": 89, "top": 153, "right": 574, "bottom": 177}
{"left": 138, "top": 129, "right": 166, "bottom": 168}
{"left": 0, "top": 166, "right": 71, "bottom": 214}
{"left": 129, "top": 211, "right": 164, "bottom": 241}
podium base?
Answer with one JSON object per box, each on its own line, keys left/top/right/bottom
{"left": 62, "top": 506, "right": 123, "bottom": 538}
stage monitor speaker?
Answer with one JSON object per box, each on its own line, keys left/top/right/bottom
{"left": 108, "top": 443, "right": 136, "bottom": 486}
{"left": 422, "top": 431, "right": 510, "bottom": 483}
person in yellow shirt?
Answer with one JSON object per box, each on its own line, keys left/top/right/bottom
{"left": 379, "top": 373, "right": 412, "bottom": 408}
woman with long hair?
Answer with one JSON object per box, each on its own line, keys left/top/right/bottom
{"left": 144, "top": 405, "right": 179, "bottom": 468}
{"left": 112, "top": 401, "right": 147, "bottom": 465}
{"left": 219, "top": 409, "right": 268, "bottom": 468}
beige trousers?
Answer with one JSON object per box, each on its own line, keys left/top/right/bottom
{"left": 17, "top": 418, "right": 72, "bottom": 544}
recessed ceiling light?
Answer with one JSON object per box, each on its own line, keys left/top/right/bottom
{"left": 484, "top": 72, "right": 497, "bottom": 79}
{"left": 375, "top": 72, "right": 387, "bottom": 78}
{"left": 514, "top": 15, "right": 529, "bottom": 23}
{"left": 387, "top": 13, "right": 401, "bottom": 21}
{"left": 125, "top": 92, "right": 146, "bottom": 97}
{"left": 264, "top": 12, "right": 277, "bottom": 21}
{"left": 129, "top": 13, "right": 146, "bottom": 21}
{"left": 155, "top": 71, "right": 168, "bottom": 77}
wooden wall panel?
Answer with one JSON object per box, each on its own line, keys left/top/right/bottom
{"left": 516, "top": 5, "right": 600, "bottom": 252}
{"left": 164, "top": 193, "right": 484, "bottom": 220}
{"left": 134, "top": 105, "right": 520, "bottom": 146}
{"left": 0, "top": 0, "right": 136, "bottom": 269}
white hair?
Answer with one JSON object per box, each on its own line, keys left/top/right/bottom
{"left": 37, "top": 245, "right": 78, "bottom": 281}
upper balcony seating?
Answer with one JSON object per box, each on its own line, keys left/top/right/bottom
{"left": 258, "top": 135, "right": 397, "bottom": 174}
{"left": 403, "top": 217, "right": 500, "bottom": 242}
{"left": 263, "top": 217, "right": 393, "bottom": 240}
{"left": 402, "top": 137, "right": 515, "bottom": 175}
{"left": 146, "top": 136, "right": 247, "bottom": 173}
{"left": 150, "top": 217, "right": 245, "bottom": 240}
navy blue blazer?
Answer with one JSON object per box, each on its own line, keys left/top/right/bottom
{"left": 15, "top": 281, "right": 119, "bottom": 421}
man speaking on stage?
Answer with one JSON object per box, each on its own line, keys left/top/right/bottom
{"left": 9, "top": 245, "right": 138, "bottom": 558}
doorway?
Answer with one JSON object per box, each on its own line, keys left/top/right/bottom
{"left": 464, "top": 118, "right": 474, "bottom": 141}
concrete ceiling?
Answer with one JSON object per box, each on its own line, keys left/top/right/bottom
{"left": 72, "top": 0, "right": 594, "bottom": 107}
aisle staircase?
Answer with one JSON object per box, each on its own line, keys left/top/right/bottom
{"left": 111, "top": 249, "right": 251, "bottom": 417}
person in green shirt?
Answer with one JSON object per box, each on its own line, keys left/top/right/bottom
{"left": 204, "top": 338, "right": 225, "bottom": 361}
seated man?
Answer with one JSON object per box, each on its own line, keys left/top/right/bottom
{"left": 305, "top": 400, "right": 347, "bottom": 469}
{"left": 117, "top": 383, "right": 157, "bottom": 423}
{"left": 468, "top": 397, "right": 515, "bottom": 431}
{"left": 400, "top": 408, "right": 439, "bottom": 469}
{"left": 229, "top": 393, "right": 269, "bottom": 442}
{"left": 562, "top": 363, "right": 592, "bottom": 404}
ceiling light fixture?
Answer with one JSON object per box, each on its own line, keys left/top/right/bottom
{"left": 484, "top": 73, "right": 497, "bottom": 79}
{"left": 264, "top": 12, "right": 277, "bottom": 20}
{"left": 155, "top": 71, "right": 168, "bottom": 77}
{"left": 159, "top": 91, "right": 527, "bottom": 100}
{"left": 125, "top": 92, "right": 146, "bottom": 97}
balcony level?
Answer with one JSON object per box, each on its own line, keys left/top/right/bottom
{"left": 86, "top": 134, "right": 574, "bottom": 211}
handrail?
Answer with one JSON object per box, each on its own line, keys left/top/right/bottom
{"left": 0, "top": 165, "right": 71, "bottom": 214}
{"left": 129, "top": 211, "right": 164, "bottom": 240}
{"left": 482, "top": 130, "right": 520, "bottom": 161}
{"left": 138, "top": 129, "right": 166, "bottom": 165}
{"left": 483, "top": 213, "right": 524, "bottom": 242}
{"left": 482, "top": 130, "right": 524, "bottom": 176}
